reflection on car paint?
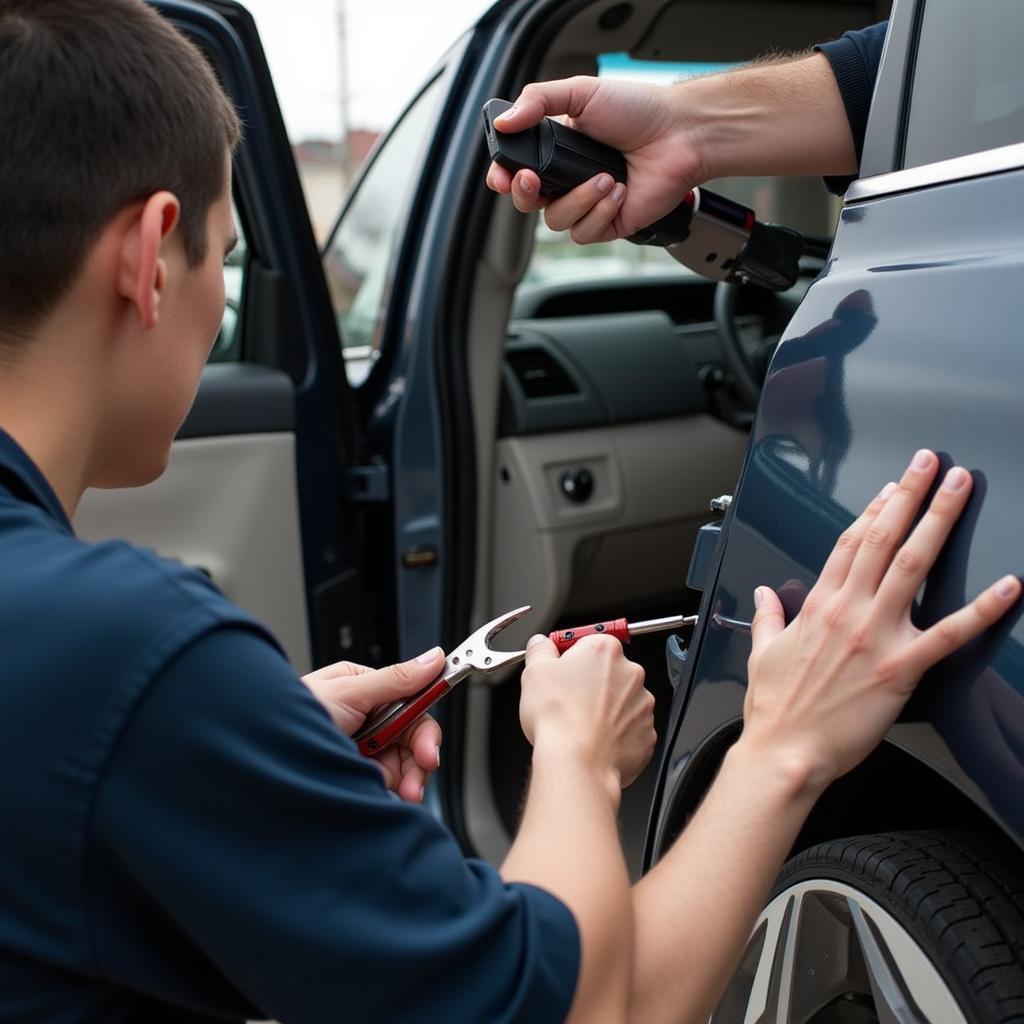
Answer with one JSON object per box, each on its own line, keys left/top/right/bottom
{"left": 650, "top": 168, "right": 1024, "bottom": 860}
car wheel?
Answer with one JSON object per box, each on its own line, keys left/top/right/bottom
{"left": 713, "top": 831, "right": 1024, "bottom": 1023}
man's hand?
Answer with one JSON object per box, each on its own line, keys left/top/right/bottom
{"left": 630, "top": 450, "right": 1020, "bottom": 1024}
{"left": 485, "top": 54, "right": 858, "bottom": 246}
{"left": 743, "top": 449, "right": 1022, "bottom": 793}
{"left": 302, "top": 648, "right": 446, "bottom": 804}
{"left": 520, "top": 633, "right": 656, "bottom": 796}
{"left": 486, "top": 76, "right": 704, "bottom": 245}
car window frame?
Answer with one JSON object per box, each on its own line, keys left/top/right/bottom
{"left": 322, "top": 62, "right": 458, "bottom": 386}
{"left": 851, "top": 0, "right": 1024, "bottom": 203}
{"left": 901, "top": 0, "right": 1024, "bottom": 171}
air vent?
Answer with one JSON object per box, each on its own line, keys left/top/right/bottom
{"left": 507, "top": 347, "right": 579, "bottom": 399}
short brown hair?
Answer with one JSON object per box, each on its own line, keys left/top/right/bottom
{"left": 0, "top": 0, "right": 241, "bottom": 339}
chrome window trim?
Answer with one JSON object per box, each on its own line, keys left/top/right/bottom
{"left": 846, "top": 141, "right": 1024, "bottom": 203}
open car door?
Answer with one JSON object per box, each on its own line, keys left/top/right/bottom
{"left": 74, "top": 0, "right": 495, "bottom": 846}
{"left": 76, "top": 1, "right": 371, "bottom": 676}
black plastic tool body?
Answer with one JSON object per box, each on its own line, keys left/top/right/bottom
{"left": 482, "top": 97, "right": 803, "bottom": 290}
{"left": 484, "top": 98, "right": 625, "bottom": 194}
{"left": 484, "top": 98, "right": 693, "bottom": 244}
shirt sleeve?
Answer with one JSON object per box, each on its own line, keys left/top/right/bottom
{"left": 91, "top": 626, "right": 580, "bottom": 1024}
{"left": 815, "top": 20, "right": 889, "bottom": 194}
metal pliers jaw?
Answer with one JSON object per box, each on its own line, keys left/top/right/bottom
{"left": 353, "top": 605, "right": 532, "bottom": 756}
{"left": 441, "top": 604, "right": 531, "bottom": 685}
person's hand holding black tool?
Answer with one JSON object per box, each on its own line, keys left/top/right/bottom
{"left": 483, "top": 96, "right": 804, "bottom": 289}
{"left": 485, "top": 58, "right": 859, "bottom": 245}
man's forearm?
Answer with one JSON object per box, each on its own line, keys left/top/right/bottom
{"left": 683, "top": 52, "right": 858, "bottom": 181}
{"left": 629, "top": 739, "right": 824, "bottom": 1024}
{"left": 501, "top": 740, "right": 634, "bottom": 1024}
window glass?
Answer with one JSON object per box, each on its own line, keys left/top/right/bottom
{"left": 323, "top": 74, "right": 447, "bottom": 386}
{"left": 209, "top": 202, "right": 247, "bottom": 364}
{"left": 904, "top": 0, "right": 1024, "bottom": 168}
{"left": 517, "top": 55, "right": 839, "bottom": 298}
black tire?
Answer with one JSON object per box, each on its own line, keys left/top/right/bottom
{"left": 715, "top": 831, "right": 1024, "bottom": 1024}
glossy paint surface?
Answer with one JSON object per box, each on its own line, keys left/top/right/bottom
{"left": 649, "top": 166, "right": 1024, "bottom": 858}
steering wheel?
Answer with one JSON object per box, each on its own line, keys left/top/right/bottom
{"left": 712, "top": 282, "right": 790, "bottom": 409}
{"left": 712, "top": 235, "right": 832, "bottom": 408}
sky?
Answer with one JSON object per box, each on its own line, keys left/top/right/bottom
{"left": 240, "top": 0, "right": 495, "bottom": 141}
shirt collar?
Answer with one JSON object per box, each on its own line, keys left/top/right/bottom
{"left": 0, "top": 428, "right": 73, "bottom": 534}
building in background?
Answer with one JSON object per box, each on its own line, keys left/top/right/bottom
{"left": 293, "top": 129, "right": 379, "bottom": 244}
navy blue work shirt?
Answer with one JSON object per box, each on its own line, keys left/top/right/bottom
{"left": 0, "top": 428, "right": 579, "bottom": 1022}
{"left": 816, "top": 20, "right": 889, "bottom": 193}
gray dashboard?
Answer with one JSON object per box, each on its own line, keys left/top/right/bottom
{"left": 501, "top": 311, "right": 709, "bottom": 436}
{"left": 500, "top": 274, "right": 742, "bottom": 436}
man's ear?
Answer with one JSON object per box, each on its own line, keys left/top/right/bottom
{"left": 117, "top": 191, "right": 181, "bottom": 330}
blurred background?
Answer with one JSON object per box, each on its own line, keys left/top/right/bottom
{"left": 242, "top": 0, "right": 491, "bottom": 241}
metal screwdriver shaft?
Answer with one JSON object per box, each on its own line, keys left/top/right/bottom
{"left": 627, "top": 614, "right": 699, "bottom": 636}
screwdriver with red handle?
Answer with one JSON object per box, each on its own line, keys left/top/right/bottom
{"left": 549, "top": 613, "right": 698, "bottom": 652}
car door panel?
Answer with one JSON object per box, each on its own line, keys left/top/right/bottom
{"left": 76, "top": 429, "right": 310, "bottom": 672}
{"left": 75, "top": 363, "right": 305, "bottom": 668}
{"left": 90, "top": 2, "right": 367, "bottom": 676}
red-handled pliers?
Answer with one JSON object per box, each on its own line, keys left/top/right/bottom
{"left": 353, "top": 605, "right": 532, "bottom": 757}
{"left": 353, "top": 608, "right": 699, "bottom": 757}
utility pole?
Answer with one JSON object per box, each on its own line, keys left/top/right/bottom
{"left": 335, "top": 0, "right": 352, "bottom": 181}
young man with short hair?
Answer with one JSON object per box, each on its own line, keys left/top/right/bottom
{"left": 1, "top": 3, "right": 1018, "bottom": 1021}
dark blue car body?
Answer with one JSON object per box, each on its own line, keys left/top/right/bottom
{"left": 646, "top": 0, "right": 1024, "bottom": 871}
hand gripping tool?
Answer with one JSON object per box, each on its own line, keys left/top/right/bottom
{"left": 353, "top": 607, "right": 698, "bottom": 756}
{"left": 482, "top": 97, "right": 810, "bottom": 291}
{"left": 353, "top": 606, "right": 532, "bottom": 756}
{"left": 549, "top": 613, "right": 698, "bottom": 652}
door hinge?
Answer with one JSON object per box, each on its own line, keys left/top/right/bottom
{"left": 347, "top": 463, "right": 391, "bottom": 503}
